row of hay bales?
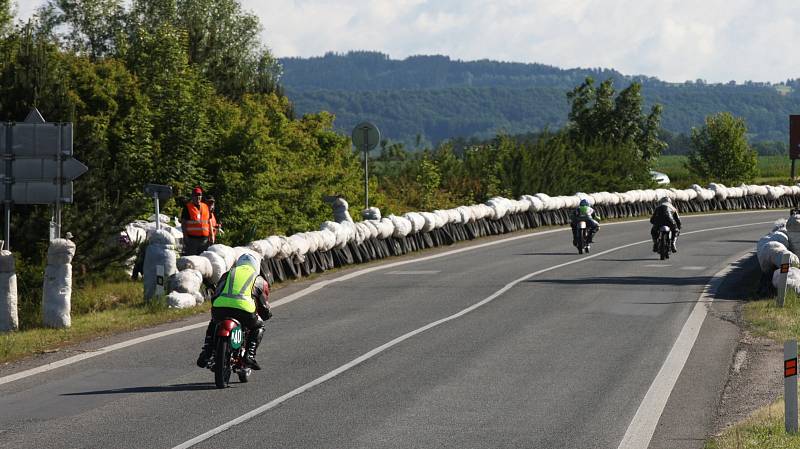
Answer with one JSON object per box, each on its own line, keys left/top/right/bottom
{"left": 157, "top": 183, "right": 800, "bottom": 308}
{"left": 758, "top": 215, "right": 800, "bottom": 294}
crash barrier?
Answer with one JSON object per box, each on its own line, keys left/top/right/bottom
{"left": 0, "top": 250, "right": 17, "bottom": 331}
{"left": 157, "top": 183, "right": 800, "bottom": 308}
{"left": 761, "top": 214, "right": 800, "bottom": 296}
{"left": 42, "top": 239, "right": 76, "bottom": 328}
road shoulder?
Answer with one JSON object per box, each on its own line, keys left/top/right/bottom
{"left": 648, "top": 253, "right": 782, "bottom": 449}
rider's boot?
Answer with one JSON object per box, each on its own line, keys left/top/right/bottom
{"left": 652, "top": 240, "right": 658, "bottom": 252}
{"left": 670, "top": 241, "right": 678, "bottom": 253}
{"left": 244, "top": 327, "right": 265, "bottom": 370}
{"left": 196, "top": 336, "right": 212, "bottom": 368}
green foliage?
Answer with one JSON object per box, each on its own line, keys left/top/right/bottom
{"left": 686, "top": 112, "right": 758, "bottom": 184}
{"left": 281, "top": 52, "right": 800, "bottom": 147}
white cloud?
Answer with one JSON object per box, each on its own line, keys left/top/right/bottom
{"left": 14, "top": 0, "right": 800, "bottom": 83}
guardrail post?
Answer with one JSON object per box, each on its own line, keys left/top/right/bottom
{"left": 777, "top": 253, "right": 792, "bottom": 307}
{"left": 786, "top": 340, "right": 798, "bottom": 434}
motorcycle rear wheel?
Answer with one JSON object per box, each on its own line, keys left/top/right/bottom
{"left": 214, "top": 339, "right": 232, "bottom": 389}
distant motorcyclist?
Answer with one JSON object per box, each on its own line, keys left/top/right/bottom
{"left": 650, "top": 197, "right": 682, "bottom": 253}
{"left": 570, "top": 199, "right": 600, "bottom": 247}
{"left": 196, "top": 254, "right": 272, "bottom": 370}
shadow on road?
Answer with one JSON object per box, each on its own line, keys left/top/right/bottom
{"left": 62, "top": 382, "right": 215, "bottom": 396}
{"left": 717, "top": 239, "right": 757, "bottom": 244}
{"left": 595, "top": 258, "right": 657, "bottom": 262}
{"left": 527, "top": 275, "right": 710, "bottom": 286}
{"left": 515, "top": 252, "right": 575, "bottom": 256}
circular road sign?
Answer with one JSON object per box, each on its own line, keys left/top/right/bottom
{"left": 352, "top": 122, "right": 380, "bottom": 152}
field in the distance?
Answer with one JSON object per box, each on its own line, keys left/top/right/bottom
{"left": 654, "top": 155, "right": 793, "bottom": 187}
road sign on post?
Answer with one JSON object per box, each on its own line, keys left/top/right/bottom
{"left": 144, "top": 184, "right": 173, "bottom": 231}
{"left": 0, "top": 108, "right": 88, "bottom": 248}
{"left": 352, "top": 122, "right": 380, "bottom": 211}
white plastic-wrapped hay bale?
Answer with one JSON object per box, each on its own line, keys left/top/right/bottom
{"left": 288, "top": 234, "right": 310, "bottom": 261}
{"left": 176, "top": 255, "right": 212, "bottom": 280}
{"left": 767, "top": 186, "right": 784, "bottom": 201}
{"left": 207, "top": 244, "right": 236, "bottom": 270}
{"left": 486, "top": 197, "right": 509, "bottom": 219}
{"left": 389, "top": 215, "right": 412, "bottom": 238}
{"left": 170, "top": 268, "right": 203, "bottom": 294}
{"left": 340, "top": 221, "right": 356, "bottom": 245}
{"left": 708, "top": 183, "right": 728, "bottom": 201}
{"left": 433, "top": 210, "right": 450, "bottom": 227}
{"left": 302, "top": 232, "right": 320, "bottom": 254}
{"left": 786, "top": 214, "right": 800, "bottom": 252}
{"left": 792, "top": 185, "right": 800, "bottom": 196}
{"left": 420, "top": 212, "right": 437, "bottom": 232}
{"left": 199, "top": 250, "right": 226, "bottom": 284}
{"left": 331, "top": 197, "right": 353, "bottom": 223}
{"left": 249, "top": 239, "right": 277, "bottom": 259}
{"left": 167, "top": 291, "right": 204, "bottom": 309}
{"left": 319, "top": 229, "right": 337, "bottom": 251}
{"left": 0, "top": 250, "right": 17, "bottom": 331}
{"left": 456, "top": 206, "right": 472, "bottom": 224}
{"left": 364, "top": 221, "right": 381, "bottom": 240}
{"left": 377, "top": 218, "right": 395, "bottom": 239}
{"left": 773, "top": 266, "right": 800, "bottom": 294}
{"left": 143, "top": 229, "right": 177, "bottom": 301}
{"left": 42, "top": 238, "right": 76, "bottom": 328}
{"left": 362, "top": 207, "right": 382, "bottom": 221}
{"left": 757, "top": 241, "right": 799, "bottom": 273}
{"left": 404, "top": 213, "right": 426, "bottom": 234}
{"left": 321, "top": 221, "right": 345, "bottom": 249}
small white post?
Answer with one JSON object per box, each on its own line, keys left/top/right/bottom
{"left": 777, "top": 253, "right": 792, "bottom": 307}
{"left": 785, "top": 340, "right": 798, "bottom": 434}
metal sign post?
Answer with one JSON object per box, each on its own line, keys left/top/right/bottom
{"left": 144, "top": 184, "right": 173, "bottom": 232}
{"left": 791, "top": 115, "right": 800, "bottom": 180}
{"left": 785, "top": 340, "right": 798, "bottom": 433}
{"left": 351, "top": 122, "right": 380, "bottom": 211}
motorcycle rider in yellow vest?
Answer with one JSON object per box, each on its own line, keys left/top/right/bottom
{"left": 196, "top": 254, "right": 272, "bottom": 370}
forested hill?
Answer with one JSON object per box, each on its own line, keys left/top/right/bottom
{"left": 280, "top": 51, "right": 800, "bottom": 148}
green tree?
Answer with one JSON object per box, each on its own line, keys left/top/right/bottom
{"left": 36, "top": 0, "right": 126, "bottom": 59}
{"left": 686, "top": 112, "right": 758, "bottom": 184}
{"left": 177, "top": 0, "right": 282, "bottom": 99}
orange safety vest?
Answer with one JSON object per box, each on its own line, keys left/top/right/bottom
{"left": 184, "top": 202, "right": 211, "bottom": 237}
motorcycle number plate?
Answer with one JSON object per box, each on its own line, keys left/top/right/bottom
{"left": 230, "top": 325, "right": 243, "bottom": 350}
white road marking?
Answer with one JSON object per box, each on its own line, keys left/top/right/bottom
{"left": 0, "top": 211, "right": 776, "bottom": 387}
{"left": 172, "top": 221, "right": 772, "bottom": 449}
{"left": 615, "top": 253, "right": 746, "bottom": 449}
{"left": 385, "top": 270, "right": 441, "bottom": 275}
{"left": 680, "top": 266, "right": 707, "bottom": 271}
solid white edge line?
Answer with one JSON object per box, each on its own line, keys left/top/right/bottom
{"left": 615, "top": 251, "right": 752, "bottom": 449}
{"left": 172, "top": 221, "right": 771, "bottom": 449}
{"left": 0, "top": 210, "right": 776, "bottom": 387}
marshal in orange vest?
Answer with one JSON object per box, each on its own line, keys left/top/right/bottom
{"left": 184, "top": 201, "right": 211, "bottom": 237}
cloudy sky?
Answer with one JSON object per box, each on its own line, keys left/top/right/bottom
{"left": 14, "top": 0, "right": 800, "bottom": 83}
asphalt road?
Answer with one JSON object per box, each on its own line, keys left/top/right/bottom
{"left": 0, "top": 210, "right": 783, "bottom": 449}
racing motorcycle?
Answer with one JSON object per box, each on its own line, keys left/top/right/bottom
{"left": 574, "top": 220, "right": 591, "bottom": 254}
{"left": 656, "top": 225, "right": 672, "bottom": 260}
{"left": 208, "top": 318, "right": 252, "bottom": 388}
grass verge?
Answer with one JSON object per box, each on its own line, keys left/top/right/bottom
{"left": 0, "top": 281, "right": 210, "bottom": 365}
{"left": 704, "top": 291, "right": 800, "bottom": 448}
